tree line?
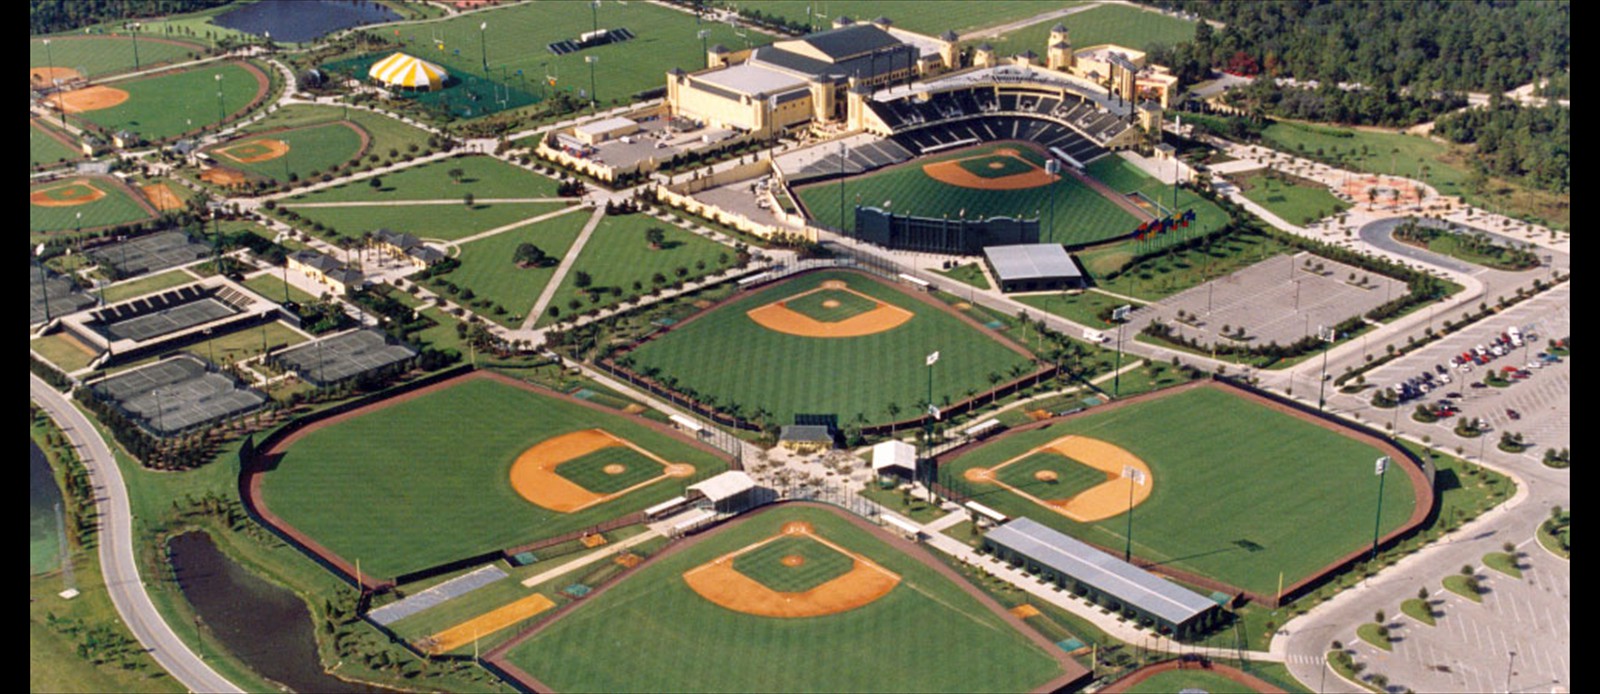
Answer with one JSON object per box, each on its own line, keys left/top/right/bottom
{"left": 1433, "top": 98, "right": 1569, "bottom": 194}
{"left": 30, "top": 0, "right": 230, "bottom": 35}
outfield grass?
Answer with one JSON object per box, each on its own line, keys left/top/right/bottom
{"left": 240, "top": 104, "right": 433, "bottom": 164}
{"left": 368, "top": 1, "right": 759, "bottom": 111}
{"left": 289, "top": 200, "right": 568, "bottom": 242}
{"left": 260, "top": 376, "right": 728, "bottom": 578}
{"left": 100, "top": 269, "right": 195, "bottom": 304}
{"left": 934, "top": 263, "right": 992, "bottom": 290}
{"left": 979, "top": 3, "right": 1197, "bottom": 56}
{"left": 535, "top": 214, "right": 735, "bottom": 327}
{"left": 555, "top": 447, "right": 663, "bottom": 495}
{"left": 288, "top": 155, "right": 559, "bottom": 203}
{"left": 439, "top": 207, "right": 589, "bottom": 326}
{"left": 30, "top": 177, "right": 154, "bottom": 234}
{"left": 1085, "top": 155, "right": 1231, "bottom": 232}
{"left": 733, "top": 1, "right": 1088, "bottom": 36}
{"left": 941, "top": 385, "right": 1415, "bottom": 595}
{"left": 798, "top": 143, "right": 1139, "bottom": 246}
{"left": 1079, "top": 229, "right": 1293, "bottom": 301}
{"left": 1233, "top": 169, "right": 1350, "bottom": 226}
{"left": 1124, "top": 668, "right": 1257, "bottom": 694}
{"left": 30, "top": 35, "right": 202, "bottom": 79}
{"left": 500, "top": 505, "right": 1066, "bottom": 693}
{"left": 75, "top": 62, "right": 263, "bottom": 140}
{"left": 31, "top": 121, "right": 81, "bottom": 168}
{"left": 1015, "top": 290, "right": 1140, "bottom": 328}
{"left": 210, "top": 122, "right": 366, "bottom": 183}
{"left": 626, "top": 269, "right": 1034, "bottom": 426}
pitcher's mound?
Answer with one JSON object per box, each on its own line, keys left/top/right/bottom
{"left": 1035, "top": 470, "right": 1059, "bottom": 482}
{"left": 781, "top": 521, "right": 815, "bottom": 535}
{"left": 821, "top": 299, "right": 841, "bottom": 308}
{"left": 781, "top": 554, "right": 806, "bottom": 567}
{"left": 664, "top": 463, "right": 695, "bottom": 478}
{"left": 603, "top": 464, "right": 626, "bottom": 475}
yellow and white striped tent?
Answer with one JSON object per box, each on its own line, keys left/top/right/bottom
{"left": 367, "top": 53, "right": 449, "bottom": 91}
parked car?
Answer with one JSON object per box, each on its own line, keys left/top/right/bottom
{"left": 1507, "top": 409, "right": 1521, "bottom": 420}
{"left": 1439, "top": 373, "right": 1452, "bottom": 384}
{"left": 1471, "top": 382, "right": 1488, "bottom": 389}
{"left": 1446, "top": 392, "right": 1464, "bottom": 399}
{"left": 1527, "top": 361, "right": 1543, "bottom": 370}
{"left": 1436, "top": 364, "right": 1449, "bottom": 374}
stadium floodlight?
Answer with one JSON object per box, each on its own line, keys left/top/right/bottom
{"left": 1370, "top": 456, "right": 1390, "bottom": 562}
{"left": 698, "top": 29, "right": 712, "bottom": 68}
{"left": 585, "top": 54, "right": 599, "bottom": 109}
{"left": 1111, "top": 305, "right": 1130, "bottom": 396}
{"left": 1122, "top": 465, "right": 1145, "bottom": 561}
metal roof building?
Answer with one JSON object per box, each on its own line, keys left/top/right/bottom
{"left": 983, "top": 517, "right": 1222, "bottom": 636}
{"left": 982, "top": 243, "right": 1085, "bottom": 292}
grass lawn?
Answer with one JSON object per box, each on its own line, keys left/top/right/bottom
{"left": 1080, "top": 228, "right": 1292, "bottom": 301}
{"left": 1401, "top": 597, "right": 1436, "bottom": 626}
{"left": 979, "top": 3, "right": 1197, "bottom": 56}
{"left": 1086, "top": 155, "right": 1231, "bottom": 233}
{"left": 859, "top": 485, "right": 948, "bottom": 524}
{"left": 1483, "top": 552, "right": 1522, "bottom": 578}
{"left": 438, "top": 207, "right": 589, "bottom": 326}
{"left": 1356, "top": 622, "right": 1392, "bottom": 651}
{"left": 1124, "top": 669, "right": 1258, "bottom": 694}
{"left": 940, "top": 384, "right": 1415, "bottom": 595}
{"left": 31, "top": 177, "right": 154, "bottom": 234}
{"left": 367, "top": 1, "right": 760, "bottom": 112}
{"left": 31, "top": 121, "right": 81, "bottom": 168}
{"left": 731, "top": 1, "right": 1087, "bottom": 36}
{"left": 536, "top": 214, "right": 735, "bottom": 327}
{"left": 30, "top": 34, "right": 202, "bottom": 79}
{"left": 241, "top": 270, "right": 319, "bottom": 307}
{"left": 626, "top": 269, "right": 1034, "bottom": 426}
{"left": 934, "top": 262, "right": 992, "bottom": 290}
{"left": 1015, "top": 290, "right": 1140, "bottom": 328}
{"left": 288, "top": 154, "right": 559, "bottom": 203}
{"left": 31, "top": 333, "right": 99, "bottom": 373}
{"left": 1442, "top": 575, "right": 1482, "bottom": 603}
{"left": 259, "top": 375, "right": 728, "bottom": 579}
{"left": 240, "top": 104, "right": 433, "bottom": 164}
{"left": 1233, "top": 168, "right": 1350, "bottom": 226}
{"left": 208, "top": 121, "right": 366, "bottom": 183}
{"left": 75, "top": 62, "right": 263, "bottom": 140}
{"left": 1537, "top": 512, "right": 1569, "bottom": 559}
{"left": 499, "top": 505, "right": 1066, "bottom": 693}
{"left": 798, "top": 143, "right": 1139, "bottom": 246}
{"left": 288, "top": 200, "right": 568, "bottom": 242}
{"left": 100, "top": 269, "right": 195, "bottom": 304}
{"left": 1407, "top": 232, "right": 1537, "bottom": 271}
{"left": 1106, "top": 363, "right": 1193, "bottom": 397}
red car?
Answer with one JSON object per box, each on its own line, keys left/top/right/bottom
{"left": 1507, "top": 409, "right": 1521, "bottom": 420}
{"left": 1502, "top": 365, "right": 1520, "bottom": 373}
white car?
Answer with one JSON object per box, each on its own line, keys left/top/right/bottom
{"left": 1439, "top": 373, "right": 1452, "bottom": 383}
{"left": 1459, "top": 363, "right": 1474, "bottom": 372}
{"left": 1527, "top": 361, "right": 1543, "bottom": 370}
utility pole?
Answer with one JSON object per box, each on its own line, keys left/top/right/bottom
{"left": 1112, "top": 305, "right": 1131, "bottom": 397}
{"left": 479, "top": 21, "right": 488, "bottom": 72}
{"left": 1370, "top": 456, "right": 1389, "bottom": 561}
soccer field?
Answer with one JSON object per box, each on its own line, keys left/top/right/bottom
{"left": 495, "top": 504, "right": 1070, "bottom": 693}
{"left": 797, "top": 143, "right": 1140, "bottom": 246}
{"left": 940, "top": 383, "right": 1419, "bottom": 596}
{"left": 624, "top": 269, "right": 1036, "bottom": 427}
{"left": 258, "top": 374, "right": 729, "bottom": 579}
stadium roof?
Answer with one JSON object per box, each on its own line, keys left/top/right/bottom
{"left": 694, "top": 62, "right": 810, "bottom": 97}
{"left": 687, "top": 471, "right": 757, "bottom": 502}
{"left": 987, "top": 517, "right": 1215, "bottom": 625}
{"left": 786, "top": 23, "right": 902, "bottom": 62}
{"left": 984, "top": 244, "right": 1082, "bottom": 282}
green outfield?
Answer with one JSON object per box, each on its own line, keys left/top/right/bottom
{"left": 980, "top": 3, "right": 1197, "bottom": 56}
{"left": 554, "top": 447, "right": 662, "bottom": 496}
{"left": 287, "top": 200, "right": 568, "bottom": 242}
{"left": 30, "top": 121, "right": 80, "bottom": 168}
{"left": 208, "top": 122, "right": 367, "bottom": 183}
{"left": 940, "top": 384, "right": 1417, "bottom": 595}
{"left": 1085, "top": 155, "right": 1231, "bottom": 231}
{"left": 30, "top": 177, "right": 154, "bottom": 234}
{"left": 994, "top": 451, "right": 1107, "bottom": 500}
{"left": 31, "top": 35, "right": 202, "bottom": 79}
{"left": 435, "top": 207, "right": 589, "bottom": 327}
{"left": 258, "top": 376, "right": 728, "bottom": 578}
{"left": 287, "top": 155, "right": 560, "bottom": 203}
{"left": 1123, "top": 668, "right": 1256, "bottom": 694}
{"left": 365, "top": 1, "right": 757, "bottom": 111}
{"left": 499, "top": 505, "right": 1067, "bottom": 693}
{"left": 535, "top": 214, "right": 735, "bottom": 327}
{"left": 73, "top": 62, "right": 266, "bottom": 140}
{"left": 240, "top": 104, "right": 434, "bottom": 162}
{"left": 625, "top": 270, "right": 1034, "bottom": 426}
{"left": 729, "top": 1, "right": 1086, "bottom": 36}
{"left": 797, "top": 143, "right": 1139, "bottom": 246}
{"left": 1233, "top": 169, "right": 1350, "bottom": 226}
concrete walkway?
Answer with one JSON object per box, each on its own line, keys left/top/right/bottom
{"left": 447, "top": 204, "right": 586, "bottom": 247}
{"left": 521, "top": 206, "right": 607, "bottom": 330}
{"left": 519, "top": 529, "right": 662, "bottom": 588}
{"left": 287, "top": 197, "right": 570, "bottom": 208}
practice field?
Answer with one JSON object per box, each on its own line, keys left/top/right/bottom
{"left": 980, "top": 3, "right": 1198, "bottom": 56}
{"left": 940, "top": 382, "right": 1419, "bottom": 597}
{"left": 624, "top": 269, "right": 1035, "bottom": 427}
{"left": 30, "top": 176, "right": 155, "bottom": 234}
{"left": 236, "top": 104, "right": 433, "bottom": 163}
{"left": 797, "top": 142, "right": 1139, "bottom": 246}
{"left": 30, "top": 35, "right": 202, "bottom": 80}
{"left": 205, "top": 121, "right": 367, "bottom": 183}
{"left": 710, "top": 1, "right": 1089, "bottom": 36}
{"left": 68, "top": 61, "right": 268, "bottom": 141}
{"left": 287, "top": 155, "right": 560, "bottom": 203}
{"left": 533, "top": 214, "right": 736, "bottom": 327}
{"left": 257, "top": 373, "right": 728, "bottom": 579}
{"left": 30, "top": 120, "right": 81, "bottom": 168}
{"left": 1085, "top": 156, "right": 1231, "bottom": 232}
{"left": 494, "top": 504, "right": 1073, "bottom": 693}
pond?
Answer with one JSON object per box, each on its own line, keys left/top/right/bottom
{"left": 212, "top": 0, "right": 402, "bottom": 44}
{"left": 30, "top": 440, "right": 65, "bottom": 575}
{"left": 167, "top": 531, "right": 380, "bottom": 692}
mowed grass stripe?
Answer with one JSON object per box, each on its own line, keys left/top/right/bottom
{"left": 30, "top": 179, "right": 153, "bottom": 233}
{"left": 628, "top": 270, "right": 1032, "bottom": 426}
{"left": 76, "top": 62, "right": 262, "bottom": 140}
{"left": 554, "top": 447, "right": 662, "bottom": 496}
{"left": 941, "top": 386, "right": 1415, "bottom": 595}
{"left": 797, "top": 143, "right": 1138, "bottom": 246}
{"left": 994, "top": 452, "right": 1108, "bottom": 501}
{"left": 502, "top": 506, "right": 1064, "bottom": 693}
{"left": 534, "top": 214, "right": 734, "bottom": 327}
{"left": 260, "top": 377, "right": 727, "bottom": 578}
{"left": 287, "top": 201, "right": 567, "bottom": 242}
{"left": 437, "top": 207, "right": 589, "bottom": 326}
{"left": 288, "top": 154, "right": 560, "bottom": 203}
{"left": 730, "top": 535, "right": 854, "bottom": 593}
{"left": 784, "top": 288, "right": 877, "bottom": 321}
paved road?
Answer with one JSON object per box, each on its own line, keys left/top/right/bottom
{"left": 31, "top": 375, "right": 243, "bottom": 694}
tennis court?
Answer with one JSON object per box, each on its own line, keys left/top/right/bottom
{"left": 29, "top": 265, "right": 97, "bottom": 325}
{"left": 272, "top": 328, "right": 417, "bottom": 385}
{"left": 89, "top": 353, "right": 266, "bottom": 436}
{"left": 88, "top": 230, "right": 212, "bottom": 277}
{"left": 99, "top": 296, "right": 239, "bottom": 342}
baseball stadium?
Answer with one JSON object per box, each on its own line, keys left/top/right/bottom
{"left": 486, "top": 503, "right": 1087, "bottom": 693}
{"left": 938, "top": 380, "right": 1433, "bottom": 605}
{"left": 247, "top": 371, "right": 732, "bottom": 582}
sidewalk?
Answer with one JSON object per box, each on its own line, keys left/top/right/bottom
{"left": 519, "top": 529, "right": 661, "bottom": 588}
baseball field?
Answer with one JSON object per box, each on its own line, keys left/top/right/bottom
{"left": 30, "top": 176, "right": 156, "bottom": 234}
{"left": 30, "top": 35, "right": 202, "bottom": 80}
{"left": 623, "top": 269, "right": 1036, "bottom": 427}
{"left": 796, "top": 142, "right": 1140, "bottom": 246}
{"left": 493, "top": 504, "right": 1074, "bottom": 693}
{"left": 940, "top": 382, "right": 1419, "bottom": 597}
{"left": 30, "top": 120, "right": 81, "bottom": 168}
{"left": 205, "top": 121, "right": 368, "bottom": 183}
{"left": 255, "top": 373, "right": 729, "bottom": 579}
{"left": 66, "top": 61, "right": 268, "bottom": 140}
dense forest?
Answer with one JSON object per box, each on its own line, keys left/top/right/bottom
{"left": 1433, "top": 99, "right": 1570, "bottom": 194}
{"left": 1147, "top": 0, "right": 1569, "bottom": 94}
{"left": 30, "top": 0, "right": 230, "bottom": 35}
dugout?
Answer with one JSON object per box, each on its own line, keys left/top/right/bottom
{"left": 983, "top": 517, "right": 1222, "bottom": 638}
{"left": 854, "top": 206, "right": 1040, "bottom": 255}
{"left": 982, "top": 244, "right": 1084, "bottom": 292}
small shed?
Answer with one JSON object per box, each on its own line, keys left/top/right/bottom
{"left": 573, "top": 116, "right": 639, "bottom": 146}
{"left": 871, "top": 439, "right": 917, "bottom": 479}
{"left": 779, "top": 425, "right": 833, "bottom": 454}
{"left": 686, "top": 470, "right": 758, "bottom": 513}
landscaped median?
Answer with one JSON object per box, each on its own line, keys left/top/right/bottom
{"left": 1443, "top": 573, "right": 1484, "bottom": 603}
{"left": 1356, "top": 623, "right": 1393, "bottom": 651}
{"left": 1326, "top": 649, "right": 1384, "bottom": 693}
{"left": 1401, "top": 597, "right": 1436, "bottom": 626}
{"left": 1483, "top": 550, "right": 1523, "bottom": 579}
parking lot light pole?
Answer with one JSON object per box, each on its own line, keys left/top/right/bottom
{"left": 1370, "top": 456, "right": 1389, "bottom": 562}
